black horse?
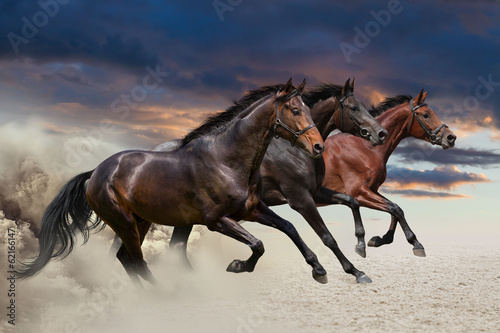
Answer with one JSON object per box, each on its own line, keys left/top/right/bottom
{"left": 17, "top": 79, "right": 330, "bottom": 286}
{"left": 116, "top": 79, "right": 387, "bottom": 283}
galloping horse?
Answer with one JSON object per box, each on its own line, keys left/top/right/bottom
{"left": 322, "top": 90, "right": 457, "bottom": 257}
{"left": 18, "top": 79, "right": 330, "bottom": 285}
{"left": 119, "top": 78, "right": 388, "bottom": 283}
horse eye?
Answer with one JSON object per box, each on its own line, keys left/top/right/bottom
{"left": 292, "top": 108, "right": 300, "bottom": 115}
{"left": 350, "top": 106, "right": 358, "bottom": 111}
{"left": 423, "top": 113, "right": 429, "bottom": 119}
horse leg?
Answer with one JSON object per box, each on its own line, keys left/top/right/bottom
{"left": 289, "top": 194, "right": 371, "bottom": 283}
{"left": 313, "top": 186, "right": 366, "bottom": 258}
{"left": 170, "top": 226, "right": 193, "bottom": 269}
{"left": 367, "top": 215, "right": 397, "bottom": 248}
{"left": 355, "top": 188, "right": 426, "bottom": 257}
{"left": 247, "top": 201, "right": 328, "bottom": 284}
{"left": 108, "top": 219, "right": 152, "bottom": 260}
{"left": 207, "top": 217, "right": 265, "bottom": 273}
{"left": 108, "top": 234, "right": 122, "bottom": 261}
{"left": 105, "top": 212, "right": 157, "bottom": 287}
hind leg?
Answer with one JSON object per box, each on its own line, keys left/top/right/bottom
{"left": 118, "top": 218, "right": 158, "bottom": 286}
{"left": 109, "top": 219, "right": 152, "bottom": 259}
{"left": 102, "top": 210, "right": 157, "bottom": 286}
{"left": 170, "top": 226, "right": 193, "bottom": 269}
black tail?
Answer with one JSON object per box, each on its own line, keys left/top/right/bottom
{"left": 16, "top": 170, "right": 104, "bottom": 279}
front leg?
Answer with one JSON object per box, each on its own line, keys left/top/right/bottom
{"left": 314, "top": 186, "right": 366, "bottom": 258}
{"left": 367, "top": 215, "right": 397, "bottom": 248}
{"left": 247, "top": 201, "right": 328, "bottom": 284}
{"left": 207, "top": 216, "right": 265, "bottom": 273}
{"left": 355, "top": 187, "right": 425, "bottom": 257}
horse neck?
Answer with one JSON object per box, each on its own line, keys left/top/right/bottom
{"left": 216, "top": 97, "right": 275, "bottom": 183}
{"left": 373, "top": 103, "right": 412, "bottom": 164}
{"left": 310, "top": 97, "right": 337, "bottom": 140}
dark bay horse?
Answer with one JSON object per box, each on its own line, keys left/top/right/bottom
{"left": 18, "top": 79, "right": 330, "bottom": 285}
{"left": 126, "top": 79, "right": 388, "bottom": 283}
{"left": 322, "top": 90, "right": 457, "bottom": 257}
{"left": 256, "top": 79, "right": 387, "bottom": 283}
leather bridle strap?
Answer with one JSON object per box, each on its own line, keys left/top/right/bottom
{"left": 338, "top": 92, "right": 362, "bottom": 133}
{"left": 274, "top": 91, "right": 316, "bottom": 147}
{"left": 407, "top": 98, "right": 448, "bottom": 144}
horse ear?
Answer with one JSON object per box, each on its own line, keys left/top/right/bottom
{"left": 421, "top": 90, "right": 428, "bottom": 102}
{"left": 297, "top": 79, "right": 306, "bottom": 94}
{"left": 416, "top": 89, "right": 425, "bottom": 104}
{"left": 284, "top": 77, "right": 293, "bottom": 93}
{"left": 351, "top": 77, "right": 355, "bottom": 92}
{"left": 342, "top": 78, "right": 351, "bottom": 95}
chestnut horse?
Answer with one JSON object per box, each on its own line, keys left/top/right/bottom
{"left": 113, "top": 79, "right": 387, "bottom": 283}
{"left": 18, "top": 79, "right": 330, "bottom": 285}
{"left": 322, "top": 90, "right": 457, "bottom": 257}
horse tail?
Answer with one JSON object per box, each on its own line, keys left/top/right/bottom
{"left": 16, "top": 170, "right": 104, "bottom": 279}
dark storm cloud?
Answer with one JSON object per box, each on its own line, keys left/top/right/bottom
{"left": 386, "top": 165, "right": 491, "bottom": 190}
{"left": 1, "top": 0, "right": 500, "bottom": 140}
{"left": 394, "top": 140, "right": 500, "bottom": 168}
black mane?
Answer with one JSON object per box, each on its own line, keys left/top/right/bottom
{"left": 302, "top": 83, "right": 343, "bottom": 107}
{"left": 369, "top": 95, "right": 412, "bottom": 117}
{"left": 179, "top": 84, "right": 300, "bottom": 147}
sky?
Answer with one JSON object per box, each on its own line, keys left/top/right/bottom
{"left": 0, "top": 0, "right": 499, "bottom": 245}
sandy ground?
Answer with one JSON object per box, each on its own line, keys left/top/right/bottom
{"left": 1, "top": 220, "right": 500, "bottom": 333}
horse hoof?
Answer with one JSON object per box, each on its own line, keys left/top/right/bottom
{"left": 312, "top": 271, "right": 328, "bottom": 284}
{"left": 226, "top": 260, "right": 244, "bottom": 273}
{"left": 356, "top": 274, "right": 372, "bottom": 284}
{"left": 355, "top": 245, "right": 366, "bottom": 258}
{"left": 367, "top": 236, "right": 383, "bottom": 247}
{"left": 413, "top": 248, "right": 426, "bottom": 257}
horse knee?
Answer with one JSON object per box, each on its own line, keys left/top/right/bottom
{"left": 321, "top": 235, "right": 338, "bottom": 249}
{"left": 252, "top": 240, "right": 265, "bottom": 256}
{"left": 347, "top": 197, "right": 360, "bottom": 211}
{"left": 389, "top": 204, "right": 404, "bottom": 219}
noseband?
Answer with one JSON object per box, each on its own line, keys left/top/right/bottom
{"left": 338, "top": 92, "right": 364, "bottom": 135}
{"left": 407, "top": 98, "right": 448, "bottom": 144}
{"left": 274, "top": 91, "right": 316, "bottom": 147}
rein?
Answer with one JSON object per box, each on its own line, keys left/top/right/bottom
{"left": 274, "top": 90, "right": 316, "bottom": 147}
{"left": 407, "top": 98, "right": 448, "bottom": 144}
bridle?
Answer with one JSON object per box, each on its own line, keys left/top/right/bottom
{"left": 407, "top": 98, "right": 448, "bottom": 144}
{"left": 338, "top": 92, "right": 367, "bottom": 136}
{"left": 274, "top": 90, "right": 316, "bottom": 147}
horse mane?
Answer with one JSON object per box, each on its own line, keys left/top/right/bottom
{"left": 369, "top": 95, "right": 412, "bottom": 117}
{"left": 179, "top": 84, "right": 300, "bottom": 147}
{"left": 302, "top": 83, "right": 343, "bottom": 107}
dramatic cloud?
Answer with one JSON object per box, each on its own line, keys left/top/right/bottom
{"left": 393, "top": 140, "right": 500, "bottom": 168}
{"left": 380, "top": 187, "right": 473, "bottom": 200}
{"left": 386, "top": 165, "right": 491, "bottom": 191}
{"left": 1, "top": 0, "right": 500, "bottom": 145}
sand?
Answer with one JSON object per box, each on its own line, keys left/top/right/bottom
{"left": 1, "top": 222, "right": 499, "bottom": 333}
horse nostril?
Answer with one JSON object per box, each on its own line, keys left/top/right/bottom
{"left": 313, "top": 143, "right": 324, "bottom": 154}
{"left": 378, "top": 130, "right": 387, "bottom": 140}
{"left": 360, "top": 128, "right": 369, "bottom": 137}
{"left": 447, "top": 134, "right": 456, "bottom": 143}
